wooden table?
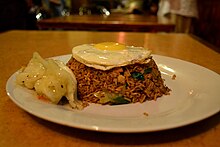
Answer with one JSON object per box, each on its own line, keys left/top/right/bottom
{"left": 0, "top": 30, "right": 219, "bottom": 147}
{"left": 37, "top": 14, "right": 175, "bottom": 32}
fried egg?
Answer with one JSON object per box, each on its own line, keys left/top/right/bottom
{"left": 72, "top": 42, "right": 152, "bottom": 70}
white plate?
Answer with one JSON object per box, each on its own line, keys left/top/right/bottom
{"left": 6, "top": 54, "right": 220, "bottom": 133}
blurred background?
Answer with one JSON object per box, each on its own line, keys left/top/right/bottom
{"left": 0, "top": 0, "right": 219, "bottom": 48}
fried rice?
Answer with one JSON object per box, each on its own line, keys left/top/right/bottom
{"left": 66, "top": 56, "right": 170, "bottom": 105}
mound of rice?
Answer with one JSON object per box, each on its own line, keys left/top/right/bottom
{"left": 67, "top": 56, "right": 170, "bottom": 105}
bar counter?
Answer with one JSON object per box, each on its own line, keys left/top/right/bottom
{"left": 0, "top": 30, "right": 219, "bottom": 147}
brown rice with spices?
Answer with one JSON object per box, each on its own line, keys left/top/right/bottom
{"left": 66, "top": 56, "right": 170, "bottom": 105}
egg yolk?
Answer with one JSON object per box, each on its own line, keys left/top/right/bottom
{"left": 94, "top": 42, "right": 126, "bottom": 51}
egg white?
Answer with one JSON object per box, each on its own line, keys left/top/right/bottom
{"left": 72, "top": 43, "right": 152, "bottom": 70}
